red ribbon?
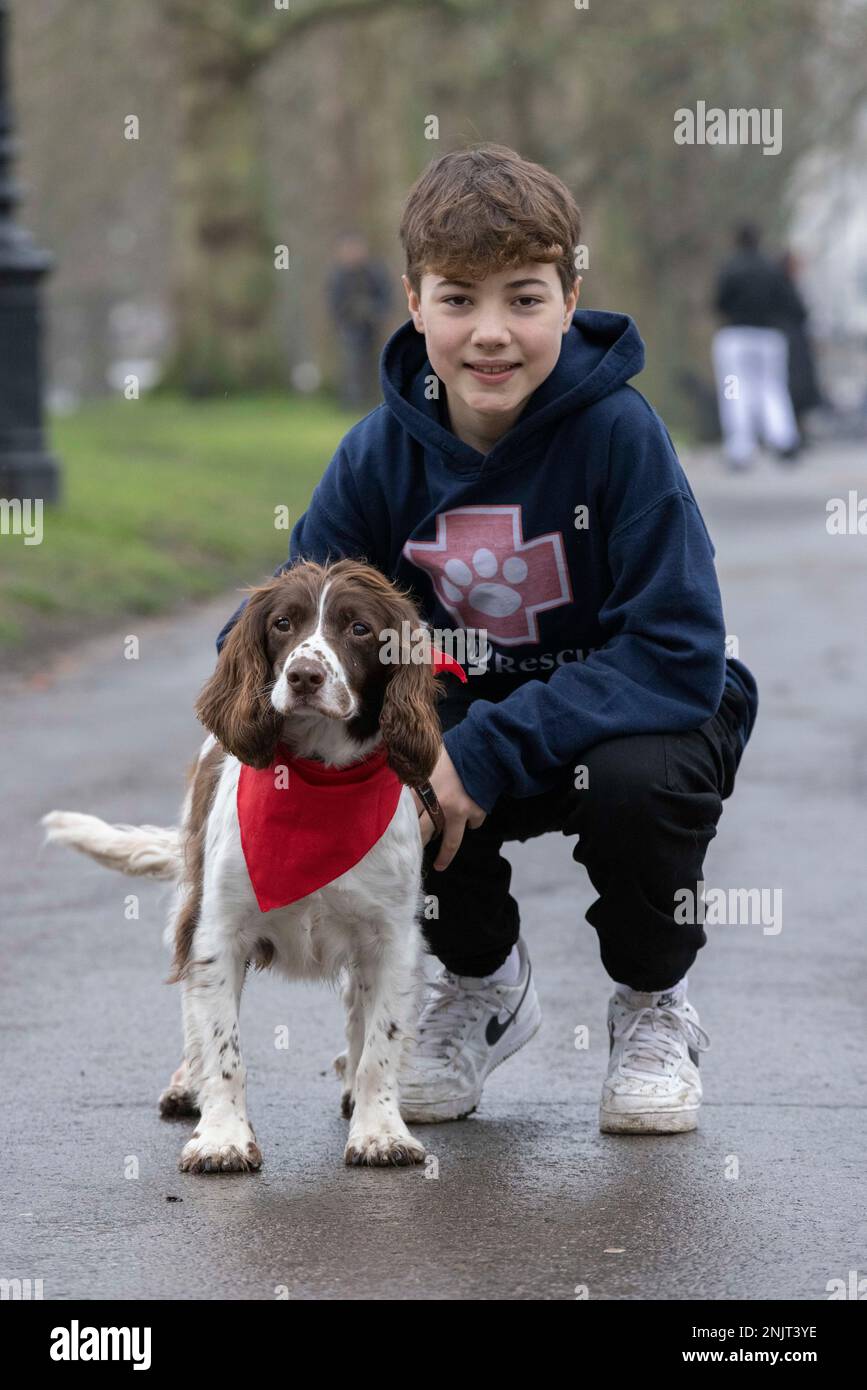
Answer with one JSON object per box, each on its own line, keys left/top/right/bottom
{"left": 431, "top": 648, "right": 468, "bottom": 682}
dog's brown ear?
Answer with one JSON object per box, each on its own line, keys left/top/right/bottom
{"left": 196, "top": 588, "right": 282, "bottom": 769}
{"left": 379, "top": 626, "right": 443, "bottom": 786}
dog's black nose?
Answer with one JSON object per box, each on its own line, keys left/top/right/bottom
{"left": 287, "top": 659, "right": 326, "bottom": 693}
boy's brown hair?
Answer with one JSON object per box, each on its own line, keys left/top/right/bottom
{"left": 399, "top": 143, "right": 582, "bottom": 299}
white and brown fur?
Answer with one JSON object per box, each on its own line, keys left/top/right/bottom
{"left": 43, "top": 559, "right": 443, "bottom": 1172}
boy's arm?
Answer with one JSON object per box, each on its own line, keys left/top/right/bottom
{"left": 215, "top": 446, "right": 377, "bottom": 653}
{"left": 442, "top": 415, "right": 727, "bottom": 815}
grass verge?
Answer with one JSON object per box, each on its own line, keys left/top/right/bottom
{"left": 0, "top": 394, "right": 355, "bottom": 663}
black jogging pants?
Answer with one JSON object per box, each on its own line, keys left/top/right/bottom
{"left": 420, "top": 683, "right": 750, "bottom": 992}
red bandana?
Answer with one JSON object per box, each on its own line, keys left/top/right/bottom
{"left": 238, "top": 743, "right": 403, "bottom": 913}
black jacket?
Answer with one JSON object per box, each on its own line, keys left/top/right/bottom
{"left": 715, "top": 249, "right": 799, "bottom": 330}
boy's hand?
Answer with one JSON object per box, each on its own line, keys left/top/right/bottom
{"left": 412, "top": 746, "right": 486, "bottom": 871}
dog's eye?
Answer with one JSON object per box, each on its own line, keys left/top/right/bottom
{"left": 273, "top": 617, "right": 292, "bottom": 632}
{"left": 350, "top": 621, "right": 371, "bottom": 637}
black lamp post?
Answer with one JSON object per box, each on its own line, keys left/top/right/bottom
{"left": 0, "top": 0, "right": 60, "bottom": 503}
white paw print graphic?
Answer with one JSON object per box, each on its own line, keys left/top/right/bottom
{"left": 441, "top": 548, "right": 528, "bottom": 618}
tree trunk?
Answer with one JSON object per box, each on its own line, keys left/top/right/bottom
{"left": 161, "top": 24, "right": 283, "bottom": 395}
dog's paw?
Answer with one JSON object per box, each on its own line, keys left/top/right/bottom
{"left": 344, "top": 1130, "right": 425, "bottom": 1167}
{"left": 179, "top": 1125, "right": 262, "bottom": 1174}
{"left": 158, "top": 1084, "right": 200, "bottom": 1119}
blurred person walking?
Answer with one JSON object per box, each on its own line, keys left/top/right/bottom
{"left": 712, "top": 223, "right": 800, "bottom": 469}
{"left": 326, "top": 232, "right": 392, "bottom": 410}
{"left": 778, "top": 248, "right": 824, "bottom": 441}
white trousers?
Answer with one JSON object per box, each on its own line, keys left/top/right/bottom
{"left": 712, "top": 326, "right": 799, "bottom": 465}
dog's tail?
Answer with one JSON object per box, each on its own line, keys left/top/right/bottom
{"left": 41, "top": 811, "right": 183, "bottom": 881}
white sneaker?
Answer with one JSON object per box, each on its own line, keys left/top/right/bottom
{"left": 599, "top": 981, "right": 710, "bottom": 1134}
{"left": 399, "top": 937, "right": 542, "bottom": 1123}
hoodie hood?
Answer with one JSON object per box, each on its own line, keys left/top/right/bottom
{"left": 380, "top": 308, "right": 645, "bottom": 475}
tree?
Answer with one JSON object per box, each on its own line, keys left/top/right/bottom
{"left": 157, "top": 0, "right": 470, "bottom": 394}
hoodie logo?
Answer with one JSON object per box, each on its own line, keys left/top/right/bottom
{"left": 403, "top": 505, "right": 572, "bottom": 645}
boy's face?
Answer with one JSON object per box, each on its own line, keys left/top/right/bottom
{"left": 402, "top": 260, "right": 580, "bottom": 451}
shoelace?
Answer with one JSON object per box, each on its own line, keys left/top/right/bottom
{"left": 613, "top": 1003, "right": 710, "bottom": 1076}
{"left": 413, "top": 972, "right": 493, "bottom": 1064}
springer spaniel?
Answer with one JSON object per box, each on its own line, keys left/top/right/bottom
{"left": 43, "top": 560, "right": 446, "bottom": 1171}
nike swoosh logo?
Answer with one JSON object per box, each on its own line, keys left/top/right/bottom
{"left": 486, "top": 1011, "right": 514, "bottom": 1046}
{"left": 485, "top": 961, "right": 532, "bottom": 1047}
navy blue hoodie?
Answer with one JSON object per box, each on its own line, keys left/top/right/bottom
{"left": 217, "top": 310, "right": 758, "bottom": 813}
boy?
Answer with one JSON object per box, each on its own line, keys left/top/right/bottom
{"left": 217, "top": 143, "right": 757, "bottom": 1135}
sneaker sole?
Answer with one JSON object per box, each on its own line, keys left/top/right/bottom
{"left": 400, "top": 1012, "right": 542, "bottom": 1124}
{"left": 599, "top": 1104, "right": 700, "bottom": 1135}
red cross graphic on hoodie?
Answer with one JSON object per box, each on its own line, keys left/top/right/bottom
{"left": 403, "top": 505, "right": 573, "bottom": 646}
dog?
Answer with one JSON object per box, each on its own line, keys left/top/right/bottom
{"left": 43, "top": 559, "right": 447, "bottom": 1171}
